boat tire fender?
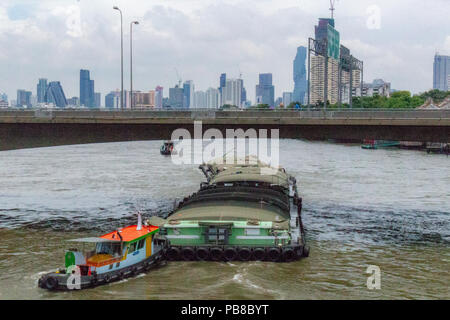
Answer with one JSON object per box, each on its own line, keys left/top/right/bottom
{"left": 45, "top": 277, "right": 58, "bottom": 290}
{"left": 210, "top": 247, "right": 224, "bottom": 261}
{"left": 166, "top": 247, "right": 181, "bottom": 261}
{"left": 195, "top": 247, "right": 210, "bottom": 261}
{"left": 282, "top": 248, "right": 296, "bottom": 262}
{"left": 181, "top": 247, "right": 195, "bottom": 261}
{"left": 224, "top": 247, "right": 237, "bottom": 261}
{"left": 238, "top": 247, "right": 252, "bottom": 261}
{"left": 253, "top": 248, "right": 266, "bottom": 261}
{"left": 267, "top": 248, "right": 281, "bottom": 262}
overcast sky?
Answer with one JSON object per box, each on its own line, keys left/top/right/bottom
{"left": 0, "top": 0, "right": 449, "bottom": 103}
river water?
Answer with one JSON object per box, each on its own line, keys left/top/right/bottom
{"left": 0, "top": 140, "right": 448, "bottom": 299}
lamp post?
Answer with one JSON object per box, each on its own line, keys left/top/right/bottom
{"left": 130, "top": 21, "right": 139, "bottom": 109}
{"left": 113, "top": 6, "right": 124, "bottom": 110}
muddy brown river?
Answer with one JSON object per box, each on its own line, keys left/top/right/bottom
{"left": 0, "top": 140, "right": 448, "bottom": 299}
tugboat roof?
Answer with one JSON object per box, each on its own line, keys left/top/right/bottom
{"left": 100, "top": 225, "right": 159, "bottom": 242}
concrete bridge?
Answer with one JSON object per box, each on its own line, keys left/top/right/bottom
{"left": 0, "top": 108, "right": 449, "bottom": 151}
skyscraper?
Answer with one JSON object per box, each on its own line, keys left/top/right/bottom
{"left": 45, "top": 81, "right": 67, "bottom": 108}
{"left": 37, "top": 78, "right": 48, "bottom": 103}
{"left": 433, "top": 54, "right": 450, "bottom": 91}
{"left": 80, "top": 69, "right": 95, "bottom": 108}
{"left": 293, "top": 46, "right": 307, "bottom": 104}
{"left": 315, "top": 18, "right": 335, "bottom": 42}
{"left": 94, "top": 92, "right": 101, "bottom": 108}
{"left": 219, "top": 73, "right": 226, "bottom": 94}
{"left": 155, "top": 86, "right": 164, "bottom": 108}
{"left": 183, "top": 80, "right": 194, "bottom": 108}
{"left": 222, "top": 79, "right": 242, "bottom": 107}
{"left": 16, "top": 90, "right": 32, "bottom": 108}
{"left": 255, "top": 73, "right": 275, "bottom": 106}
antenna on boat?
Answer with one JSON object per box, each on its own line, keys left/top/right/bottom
{"left": 136, "top": 212, "right": 143, "bottom": 231}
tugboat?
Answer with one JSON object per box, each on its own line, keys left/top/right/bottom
{"left": 159, "top": 156, "right": 309, "bottom": 262}
{"left": 160, "top": 140, "right": 176, "bottom": 155}
{"left": 38, "top": 213, "right": 167, "bottom": 291}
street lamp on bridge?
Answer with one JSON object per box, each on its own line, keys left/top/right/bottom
{"left": 113, "top": 6, "right": 124, "bottom": 110}
{"left": 130, "top": 21, "right": 139, "bottom": 109}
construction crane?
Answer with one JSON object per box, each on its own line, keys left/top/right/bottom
{"left": 329, "top": 0, "right": 337, "bottom": 19}
{"left": 174, "top": 67, "right": 182, "bottom": 87}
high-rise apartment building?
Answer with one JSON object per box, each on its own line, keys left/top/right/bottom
{"left": 222, "top": 79, "right": 242, "bottom": 107}
{"left": 206, "top": 87, "right": 220, "bottom": 109}
{"left": 155, "top": 86, "right": 163, "bottom": 108}
{"left": 169, "top": 85, "right": 184, "bottom": 109}
{"left": 293, "top": 46, "right": 307, "bottom": 104}
{"left": 433, "top": 54, "right": 450, "bottom": 91}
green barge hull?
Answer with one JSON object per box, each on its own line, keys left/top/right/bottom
{"left": 158, "top": 158, "right": 308, "bottom": 262}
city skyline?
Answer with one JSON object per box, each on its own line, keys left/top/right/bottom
{"left": 0, "top": 0, "right": 449, "bottom": 102}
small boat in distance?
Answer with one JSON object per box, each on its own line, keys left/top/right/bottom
{"left": 361, "top": 139, "right": 400, "bottom": 150}
{"left": 160, "top": 140, "right": 176, "bottom": 155}
{"left": 38, "top": 213, "right": 167, "bottom": 291}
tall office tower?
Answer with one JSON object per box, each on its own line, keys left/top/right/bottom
{"left": 433, "top": 54, "right": 450, "bottom": 91}
{"left": 37, "top": 78, "right": 48, "bottom": 103}
{"left": 16, "top": 89, "right": 32, "bottom": 107}
{"left": 219, "top": 73, "right": 226, "bottom": 92}
{"left": 105, "top": 90, "right": 120, "bottom": 109}
{"left": 169, "top": 84, "right": 184, "bottom": 109}
{"left": 94, "top": 92, "right": 101, "bottom": 108}
{"left": 155, "top": 86, "right": 164, "bottom": 108}
{"left": 80, "top": 69, "right": 95, "bottom": 108}
{"left": 44, "top": 82, "right": 67, "bottom": 108}
{"left": 282, "top": 92, "right": 293, "bottom": 106}
{"left": 255, "top": 73, "right": 275, "bottom": 106}
{"left": 241, "top": 86, "right": 247, "bottom": 104}
{"left": 222, "top": 78, "right": 242, "bottom": 107}
{"left": 206, "top": 87, "right": 220, "bottom": 109}
{"left": 183, "top": 80, "right": 194, "bottom": 108}
{"left": 293, "top": 46, "right": 307, "bottom": 104}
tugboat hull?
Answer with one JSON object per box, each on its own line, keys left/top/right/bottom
{"left": 38, "top": 248, "right": 165, "bottom": 291}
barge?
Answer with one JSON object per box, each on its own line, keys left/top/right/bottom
{"left": 38, "top": 214, "right": 167, "bottom": 291}
{"left": 160, "top": 157, "right": 309, "bottom": 262}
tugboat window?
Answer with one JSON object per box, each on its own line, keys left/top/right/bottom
{"left": 128, "top": 242, "right": 137, "bottom": 253}
{"left": 137, "top": 239, "right": 145, "bottom": 250}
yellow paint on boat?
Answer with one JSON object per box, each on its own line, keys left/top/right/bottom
{"left": 146, "top": 235, "right": 152, "bottom": 257}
